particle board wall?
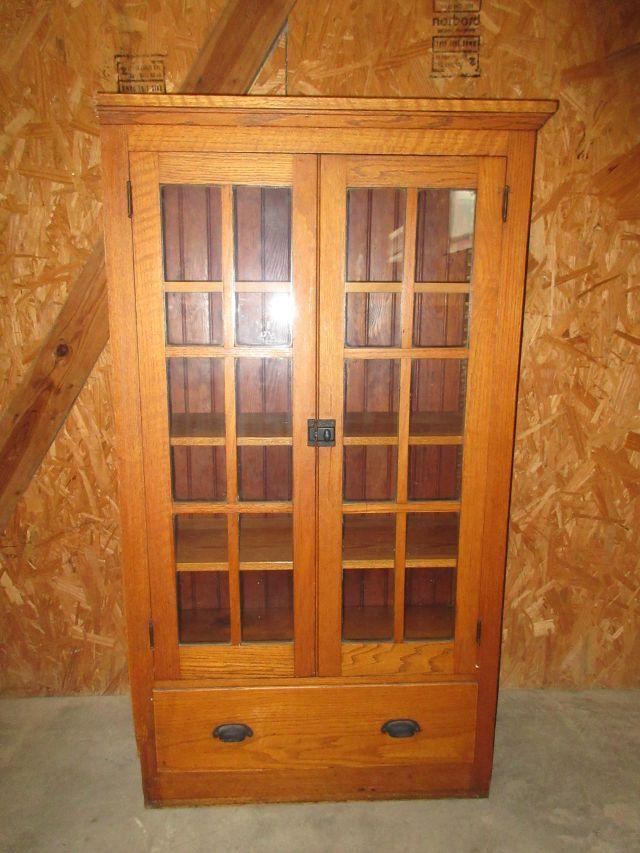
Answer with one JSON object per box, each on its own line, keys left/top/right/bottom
{"left": 0, "top": 0, "right": 638, "bottom": 694}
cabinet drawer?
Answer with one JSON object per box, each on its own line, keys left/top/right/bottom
{"left": 153, "top": 682, "right": 477, "bottom": 772}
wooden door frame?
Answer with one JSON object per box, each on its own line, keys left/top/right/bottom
{"left": 317, "top": 153, "right": 507, "bottom": 678}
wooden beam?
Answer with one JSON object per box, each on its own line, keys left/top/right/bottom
{"left": 182, "top": 0, "right": 296, "bottom": 94}
{"left": 0, "top": 0, "right": 295, "bottom": 532}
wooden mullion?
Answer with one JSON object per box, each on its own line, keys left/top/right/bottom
{"left": 221, "top": 184, "right": 241, "bottom": 645}
{"left": 344, "top": 282, "right": 403, "bottom": 293}
{"left": 343, "top": 501, "right": 460, "bottom": 514}
{"left": 163, "top": 281, "right": 223, "bottom": 293}
{"left": 344, "top": 347, "right": 468, "bottom": 360}
{"left": 166, "top": 345, "right": 291, "bottom": 358}
{"left": 235, "top": 281, "right": 291, "bottom": 293}
{"left": 414, "top": 282, "right": 471, "bottom": 294}
{"left": 173, "top": 500, "right": 293, "bottom": 514}
{"left": 393, "top": 187, "right": 418, "bottom": 643}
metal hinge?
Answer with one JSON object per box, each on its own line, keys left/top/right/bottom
{"left": 476, "top": 619, "right": 483, "bottom": 646}
{"left": 307, "top": 418, "right": 336, "bottom": 447}
{"left": 148, "top": 619, "right": 154, "bottom": 649}
{"left": 126, "top": 180, "right": 133, "bottom": 218}
{"left": 502, "top": 185, "right": 510, "bottom": 222}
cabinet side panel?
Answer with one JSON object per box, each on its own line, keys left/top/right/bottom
{"left": 100, "top": 125, "right": 156, "bottom": 797}
{"left": 473, "top": 131, "right": 538, "bottom": 790}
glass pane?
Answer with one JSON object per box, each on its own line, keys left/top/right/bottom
{"left": 236, "top": 357, "right": 292, "bottom": 439}
{"left": 345, "top": 292, "right": 401, "bottom": 348}
{"left": 239, "top": 514, "right": 292, "bottom": 568}
{"left": 238, "top": 446, "right": 292, "bottom": 501}
{"left": 404, "top": 567, "right": 455, "bottom": 640}
{"left": 415, "top": 189, "right": 476, "bottom": 282}
{"left": 343, "top": 569, "right": 394, "bottom": 640}
{"left": 234, "top": 187, "right": 291, "bottom": 281}
{"left": 343, "top": 513, "right": 395, "bottom": 567}
{"left": 346, "top": 188, "right": 406, "bottom": 281}
{"left": 408, "top": 445, "right": 462, "bottom": 501}
{"left": 412, "top": 293, "right": 469, "bottom": 347}
{"left": 168, "top": 357, "right": 225, "bottom": 500}
{"left": 241, "top": 570, "right": 293, "bottom": 642}
{"left": 344, "top": 359, "right": 400, "bottom": 438}
{"left": 343, "top": 447, "right": 397, "bottom": 502}
{"left": 406, "top": 513, "right": 459, "bottom": 564}
{"left": 174, "top": 515, "right": 227, "bottom": 569}
{"left": 171, "top": 447, "right": 226, "bottom": 501}
{"left": 178, "top": 571, "right": 230, "bottom": 643}
{"left": 166, "top": 292, "right": 223, "bottom": 345}
{"left": 410, "top": 359, "right": 466, "bottom": 437}
{"left": 162, "top": 185, "right": 222, "bottom": 281}
{"left": 236, "top": 292, "right": 292, "bottom": 346}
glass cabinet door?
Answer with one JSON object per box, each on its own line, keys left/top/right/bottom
{"left": 318, "top": 155, "right": 506, "bottom": 677}
{"left": 129, "top": 153, "right": 317, "bottom": 679}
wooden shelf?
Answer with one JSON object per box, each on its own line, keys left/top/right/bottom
{"left": 240, "top": 515, "right": 293, "bottom": 569}
{"left": 406, "top": 513, "right": 458, "bottom": 566}
{"left": 175, "top": 515, "right": 227, "bottom": 570}
{"left": 342, "top": 513, "right": 458, "bottom": 568}
{"left": 242, "top": 608, "right": 293, "bottom": 642}
{"left": 175, "top": 514, "right": 293, "bottom": 570}
{"left": 409, "top": 411, "right": 464, "bottom": 437}
{"left": 237, "top": 412, "right": 291, "bottom": 440}
{"left": 170, "top": 412, "right": 224, "bottom": 445}
{"left": 404, "top": 604, "right": 454, "bottom": 640}
{"left": 343, "top": 605, "right": 393, "bottom": 640}
{"left": 342, "top": 604, "right": 454, "bottom": 641}
{"left": 179, "top": 607, "right": 230, "bottom": 644}
{"left": 344, "top": 412, "right": 398, "bottom": 439}
{"left": 170, "top": 411, "right": 292, "bottom": 445}
{"left": 343, "top": 514, "right": 395, "bottom": 568}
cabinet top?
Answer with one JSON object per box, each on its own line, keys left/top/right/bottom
{"left": 96, "top": 94, "right": 557, "bottom": 131}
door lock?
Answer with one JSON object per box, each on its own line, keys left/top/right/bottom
{"left": 307, "top": 419, "right": 336, "bottom": 447}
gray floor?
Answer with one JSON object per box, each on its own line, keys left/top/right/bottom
{"left": 1, "top": 691, "right": 639, "bottom": 853}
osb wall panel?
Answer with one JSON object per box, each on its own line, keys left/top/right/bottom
{"left": 1, "top": 0, "right": 638, "bottom": 693}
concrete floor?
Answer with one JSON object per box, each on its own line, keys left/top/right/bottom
{"left": 0, "top": 691, "right": 638, "bottom": 852}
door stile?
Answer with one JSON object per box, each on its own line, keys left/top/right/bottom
{"left": 317, "top": 155, "right": 348, "bottom": 676}
{"left": 129, "top": 152, "right": 181, "bottom": 678}
{"left": 291, "top": 155, "right": 319, "bottom": 677}
{"left": 453, "top": 156, "right": 506, "bottom": 674}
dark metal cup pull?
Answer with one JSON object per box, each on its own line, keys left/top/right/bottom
{"left": 213, "top": 723, "right": 253, "bottom": 743}
{"left": 381, "top": 719, "right": 421, "bottom": 738}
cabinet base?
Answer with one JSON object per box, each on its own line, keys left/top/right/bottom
{"left": 146, "top": 764, "right": 487, "bottom": 807}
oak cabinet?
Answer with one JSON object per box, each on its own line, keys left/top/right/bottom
{"left": 98, "top": 95, "right": 555, "bottom": 805}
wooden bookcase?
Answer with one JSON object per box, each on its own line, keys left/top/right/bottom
{"left": 98, "top": 95, "right": 556, "bottom": 805}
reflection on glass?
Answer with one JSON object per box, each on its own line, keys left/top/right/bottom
{"left": 404, "top": 567, "right": 455, "bottom": 640}
{"left": 234, "top": 186, "right": 291, "bottom": 282}
{"left": 408, "top": 445, "right": 462, "bottom": 501}
{"left": 241, "top": 570, "right": 293, "bottom": 642}
{"left": 343, "top": 447, "right": 397, "bottom": 502}
{"left": 177, "top": 571, "right": 230, "bottom": 643}
{"left": 343, "top": 569, "right": 394, "bottom": 640}
{"left": 415, "top": 189, "right": 476, "bottom": 282}
{"left": 236, "top": 292, "right": 292, "bottom": 346}
{"left": 346, "top": 188, "right": 406, "bottom": 281}
{"left": 166, "top": 292, "right": 223, "bottom": 346}
{"left": 162, "top": 185, "right": 222, "bottom": 282}
{"left": 345, "top": 292, "right": 401, "bottom": 348}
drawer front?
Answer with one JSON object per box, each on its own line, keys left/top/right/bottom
{"left": 154, "top": 682, "right": 477, "bottom": 772}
